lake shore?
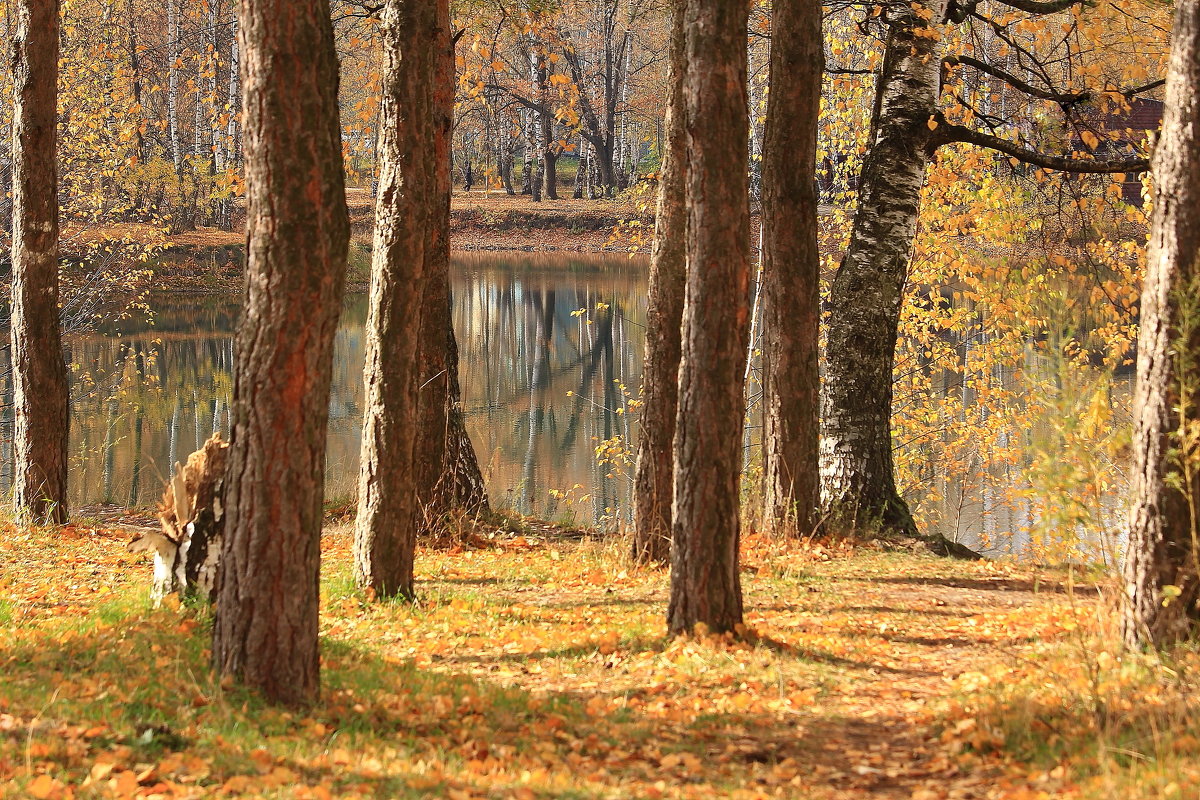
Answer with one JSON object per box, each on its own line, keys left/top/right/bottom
{"left": 60, "top": 189, "right": 658, "bottom": 295}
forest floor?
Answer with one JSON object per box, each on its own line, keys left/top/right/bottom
{"left": 1, "top": 518, "right": 1196, "bottom": 799}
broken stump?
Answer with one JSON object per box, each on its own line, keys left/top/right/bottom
{"left": 128, "top": 433, "right": 228, "bottom": 603}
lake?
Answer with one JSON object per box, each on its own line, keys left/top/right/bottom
{"left": 0, "top": 251, "right": 1129, "bottom": 557}
{"left": 4, "top": 253, "right": 647, "bottom": 527}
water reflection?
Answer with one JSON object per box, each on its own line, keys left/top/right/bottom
{"left": 0, "top": 251, "right": 1129, "bottom": 555}
{"left": 10, "top": 254, "right": 648, "bottom": 526}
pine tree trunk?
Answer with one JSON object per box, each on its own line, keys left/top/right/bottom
{"left": 10, "top": 0, "right": 69, "bottom": 526}
{"left": 353, "top": 0, "right": 438, "bottom": 600}
{"left": 1123, "top": 0, "right": 1200, "bottom": 648}
{"left": 631, "top": 0, "right": 686, "bottom": 565}
{"left": 760, "top": 0, "right": 822, "bottom": 536}
{"left": 414, "top": 7, "right": 490, "bottom": 526}
{"left": 212, "top": 0, "right": 349, "bottom": 706}
{"left": 667, "top": 0, "right": 751, "bottom": 637}
{"left": 819, "top": 0, "right": 945, "bottom": 538}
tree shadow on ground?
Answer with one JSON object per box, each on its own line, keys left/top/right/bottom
{"left": 1, "top": 609, "right": 949, "bottom": 798}
{"left": 861, "top": 576, "right": 1073, "bottom": 594}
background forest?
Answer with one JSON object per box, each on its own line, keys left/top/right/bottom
{"left": 0, "top": 0, "right": 1169, "bottom": 558}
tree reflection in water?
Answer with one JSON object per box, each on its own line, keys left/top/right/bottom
{"left": 0, "top": 253, "right": 650, "bottom": 527}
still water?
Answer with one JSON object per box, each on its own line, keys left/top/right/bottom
{"left": 13, "top": 253, "right": 647, "bottom": 526}
{"left": 0, "top": 252, "right": 1128, "bottom": 556}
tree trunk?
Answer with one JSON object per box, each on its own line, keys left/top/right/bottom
{"left": 10, "top": 0, "right": 69, "bottom": 526}
{"left": 667, "top": 0, "right": 751, "bottom": 637}
{"left": 760, "top": 0, "right": 822, "bottom": 536}
{"left": 127, "top": 0, "right": 146, "bottom": 165}
{"left": 414, "top": 6, "right": 490, "bottom": 526}
{"left": 205, "top": 0, "right": 222, "bottom": 226}
{"left": 226, "top": 19, "right": 241, "bottom": 164}
{"left": 217, "top": 18, "right": 240, "bottom": 231}
{"left": 167, "top": 0, "right": 182, "bottom": 177}
{"left": 1123, "top": 0, "right": 1200, "bottom": 648}
{"left": 533, "top": 49, "right": 558, "bottom": 201}
{"left": 212, "top": 0, "right": 349, "bottom": 706}
{"left": 631, "top": 0, "right": 686, "bottom": 565}
{"left": 573, "top": 137, "right": 586, "bottom": 199}
{"left": 443, "top": 328, "right": 490, "bottom": 511}
{"left": 819, "top": 0, "right": 945, "bottom": 538}
{"left": 353, "top": 0, "right": 438, "bottom": 600}
{"left": 522, "top": 107, "right": 534, "bottom": 195}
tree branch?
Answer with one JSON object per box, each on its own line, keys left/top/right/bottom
{"left": 937, "top": 121, "right": 1148, "bottom": 173}
{"left": 945, "top": 55, "right": 1088, "bottom": 104}
{"left": 992, "top": 0, "right": 1084, "bottom": 14}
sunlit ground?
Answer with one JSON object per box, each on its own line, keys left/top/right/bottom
{"left": 1, "top": 520, "right": 1196, "bottom": 799}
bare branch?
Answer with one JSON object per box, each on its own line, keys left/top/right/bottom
{"left": 992, "top": 0, "right": 1084, "bottom": 14}
{"left": 944, "top": 55, "right": 1088, "bottom": 104}
{"left": 937, "top": 121, "right": 1148, "bottom": 173}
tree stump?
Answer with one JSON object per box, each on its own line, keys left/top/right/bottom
{"left": 128, "top": 433, "right": 228, "bottom": 603}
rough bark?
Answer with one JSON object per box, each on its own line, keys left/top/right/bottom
{"left": 415, "top": 5, "right": 490, "bottom": 527}
{"left": 1123, "top": 0, "right": 1200, "bottom": 648}
{"left": 127, "top": 0, "right": 146, "bottom": 164}
{"left": 667, "top": 0, "right": 751, "bottom": 637}
{"left": 10, "top": 0, "right": 69, "bottom": 526}
{"left": 212, "top": 0, "right": 349, "bottom": 706}
{"left": 354, "top": 0, "right": 437, "bottom": 600}
{"left": 761, "top": 0, "right": 822, "bottom": 536}
{"left": 631, "top": 0, "right": 686, "bottom": 565}
{"left": 819, "top": 0, "right": 947, "bottom": 538}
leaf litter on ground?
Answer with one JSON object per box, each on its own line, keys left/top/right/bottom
{"left": 1, "top": 519, "right": 1197, "bottom": 799}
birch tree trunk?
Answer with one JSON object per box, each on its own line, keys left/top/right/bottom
{"left": 760, "top": 0, "right": 822, "bottom": 536}
{"left": 667, "top": 0, "right": 751, "bottom": 637}
{"left": 522, "top": 107, "right": 534, "bottom": 195}
{"left": 212, "top": 0, "right": 349, "bottom": 706}
{"left": 10, "top": 0, "right": 69, "bottom": 525}
{"left": 226, "top": 21, "right": 240, "bottom": 168}
{"left": 217, "top": 14, "right": 239, "bottom": 230}
{"left": 1123, "top": 0, "right": 1200, "bottom": 648}
{"left": 819, "top": 0, "right": 946, "bottom": 539}
{"left": 167, "top": 0, "right": 182, "bottom": 177}
{"left": 631, "top": 0, "right": 686, "bottom": 564}
{"left": 353, "top": 0, "right": 437, "bottom": 600}
{"left": 205, "top": 0, "right": 221, "bottom": 224}
{"left": 537, "top": 54, "right": 558, "bottom": 201}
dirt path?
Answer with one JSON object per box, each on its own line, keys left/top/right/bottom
{"left": 401, "top": 534, "right": 1090, "bottom": 799}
